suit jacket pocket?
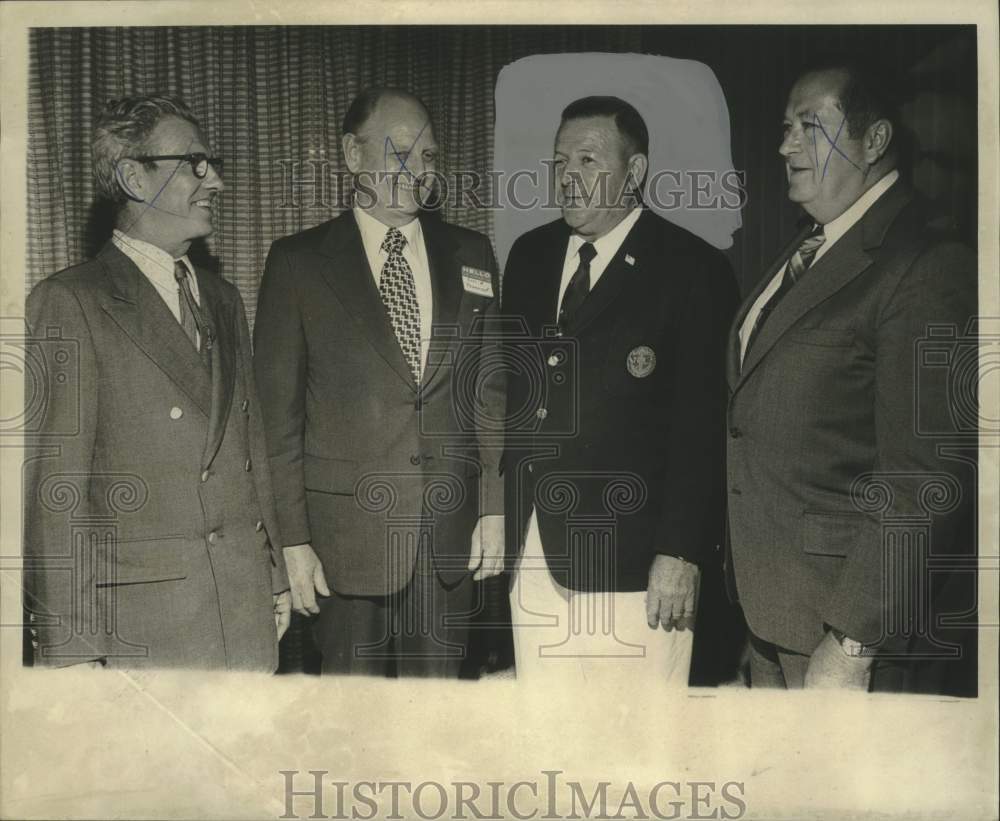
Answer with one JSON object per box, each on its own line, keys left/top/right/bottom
{"left": 787, "top": 328, "right": 855, "bottom": 347}
{"left": 304, "top": 453, "right": 359, "bottom": 495}
{"left": 97, "top": 536, "right": 189, "bottom": 586}
{"left": 802, "top": 510, "right": 867, "bottom": 557}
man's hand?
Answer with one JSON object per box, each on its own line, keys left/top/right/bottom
{"left": 646, "top": 554, "right": 700, "bottom": 631}
{"left": 282, "top": 543, "right": 330, "bottom": 616}
{"left": 273, "top": 590, "right": 292, "bottom": 640}
{"left": 468, "top": 514, "right": 505, "bottom": 581}
{"left": 804, "top": 630, "right": 873, "bottom": 690}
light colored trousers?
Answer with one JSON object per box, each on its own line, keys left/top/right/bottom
{"left": 509, "top": 515, "right": 694, "bottom": 685}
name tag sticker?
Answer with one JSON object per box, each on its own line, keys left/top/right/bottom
{"left": 461, "top": 266, "right": 494, "bottom": 297}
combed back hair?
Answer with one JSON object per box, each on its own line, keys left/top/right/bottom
{"left": 559, "top": 96, "right": 650, "bottom": 160}
{"left": 342, "top": 87, "right": 429, "bottom": 137}
{"left": 93, "top": 95, "right": 200, "bottom": 203}
{"left": 795, "top": 55, "right": 912, "bottom": 169}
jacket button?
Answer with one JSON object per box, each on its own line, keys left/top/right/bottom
{"left": 208, "top": 531, "right": 218, "bottom": 544}
{"left": 729, "top": 426, "right": 742, "bottom": 438}
{"left": 255, "top": 520, "right": 264, "bottom": 532}
{"left": 201, "top": 470, "right": 210, "bottom": 482}
{"left": 410, "top": 454, "right": 422, "bottom": 465}
{"left": 536, "top": 407, "right": 548, "bottom": 420}
{"left": 169, "top": 406, "right": 183, "bottom": 420}
{"left": 241, "top": 399, "right": 249, "bottom": 413}
{"left": 245, "top": 459, "right": 252, "bottom": 472}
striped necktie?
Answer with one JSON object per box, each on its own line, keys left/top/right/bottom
{"left": 743, "top": 225, "right": 825, "bottom": 364}
{"left": 173, "top": 260, "right": 212, "bottom": 370}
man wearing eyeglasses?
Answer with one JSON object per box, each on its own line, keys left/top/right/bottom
{"left": 23, "top": 95, "right": 290, "bottom": 670}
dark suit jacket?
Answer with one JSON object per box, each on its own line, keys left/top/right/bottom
{"left": 726, "top": 182, "right": 977, "bottom": 658}
{"left": 23, "top": 243, "right": 287, "bottom": 671}
{"left": 253, "top": 211, "right": 502, "bottom": 597}
{"left": 501, "top": 209, "right": 739, "bottom": 592}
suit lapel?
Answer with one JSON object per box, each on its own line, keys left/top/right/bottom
{"left": 532, "top": 224, "right": 571, "bottom": 330}
{"left": 97, "top": 243, "right": 213, "bottom": 416}
{"left": 726, "top": 224, "right": 812, "bottom": 390}
{"left": 315, "top": 212, "right": 417, "bottom": 390}
{"left": 196, "top": 269, "right": 236, "bottom": 468}
{"left": 420, "top": 216, "right": 463, "bottom": 393}
{"left": 734, "top": 183, "right": 914, "bottom": 392}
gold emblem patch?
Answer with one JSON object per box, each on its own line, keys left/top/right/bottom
{"left": 627, "top": 346, "right": 656, "bottom": 378}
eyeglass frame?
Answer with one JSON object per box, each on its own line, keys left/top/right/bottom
{"left": 131, "top": 153, "right": 223, "bottom": 179}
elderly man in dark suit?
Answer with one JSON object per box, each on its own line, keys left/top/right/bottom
{"left": 253, "top": 88, "right": 504, "bottom": 677}
{"left": 23, "top": 95, "right": 290, "bottom": 670}
{"left": 501, "top": 96, "right": 738, "bottom": 685}
{"left": 726, "top": 59, "right": 977, "bottom": 691}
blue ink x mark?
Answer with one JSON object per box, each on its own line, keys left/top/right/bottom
{"left": 116, "top": 133, "right": 199, "bottom": 236}
{"left": 809, "top": 113, "right": 864, "bottom": 179}
{"left": 382, "top": 118, "right": 434, "bottom": 196}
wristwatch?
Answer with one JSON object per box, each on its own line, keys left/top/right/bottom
{"left": 830, "top": 627, "right": 866, "bottom": 657}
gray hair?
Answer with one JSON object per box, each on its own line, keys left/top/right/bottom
{"left": 92, "top": 95, "right": 200, "bottom": 203}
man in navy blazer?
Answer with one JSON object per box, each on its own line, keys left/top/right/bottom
{"left": 254, "top": 88, "right": 504, "bottom": 677}
{"left": 23, "top": 96, "right": 289, "bottom": 670}
{"left": 726, "top": 59, "right": 977, "bottom": 692}
{"left": 501, "top": 96, "right": 739, "bottom": 684}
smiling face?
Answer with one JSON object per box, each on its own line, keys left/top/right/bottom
{"left": 779, "top": 69, "right": 872, "bottom": 225}
{"left": 344, "top": 94, "right": 438, "bottom": 227}
{"left": 554, "top": 115, "right": 646, "bottom": 240}
{"left": 122, "top": 115, "right": 223, "bottom": 257}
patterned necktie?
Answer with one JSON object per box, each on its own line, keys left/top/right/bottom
{"left": 743, "top": 225, "right": 825, "bottom": 364}
{"left": 558, "top": 242, "right": 597, "bottom": 330}
{"left": 173, "top": 260, "right": 212, "bottom": 370}
{"left": 379, "top": 227, "right": 422, "bottom": 384}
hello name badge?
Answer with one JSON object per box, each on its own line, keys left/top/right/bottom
{"left": 627, "top": 345, "right": 656, "bottom": 378}
{"left": 461, "top": 265, "right": 494, "bottom": 297}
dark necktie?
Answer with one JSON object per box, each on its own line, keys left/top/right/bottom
{"left": 379, "top": 227, "right": 422, "bottom": 384}
{"left": 173, "top": 260, "right": 212, "bottom": 370}
{"left": 558, "top": 242, "right": 597, "bottom": 330}
{"left": 742, "top": 225, "right": 825, "bottom": 365}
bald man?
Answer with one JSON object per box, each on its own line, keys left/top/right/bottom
{"left": 254, "top": 88, "right": 504, "bottom": 677}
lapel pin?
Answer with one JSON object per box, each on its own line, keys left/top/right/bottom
{"left": 625, "top": 254, "right": 635, "bottom": 266}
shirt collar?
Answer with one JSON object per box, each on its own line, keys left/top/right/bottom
{"left": 567, "top": 206, "right": 643, "bottom": 264}
{"left": 821, "top": 169, "right": 899, "bottom": 248}
{"left": 112, "top": 229, "right": 194, "bottom": 283}
{"left": 353, "top": 206, "right": 423, "bottom": 254}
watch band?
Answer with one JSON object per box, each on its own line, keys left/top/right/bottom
{"left": 830, "top": 627, "right": 866, "bottom": 657}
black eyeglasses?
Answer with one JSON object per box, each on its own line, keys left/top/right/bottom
{"left": 133, "top": 153, "right": 223, "bottom": 179}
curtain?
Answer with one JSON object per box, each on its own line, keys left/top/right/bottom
{"left": 26, "top": 26, "right": 643, "bottom": 325}
{"left": 28, "top": 25, "right": 976, "bottom": 320}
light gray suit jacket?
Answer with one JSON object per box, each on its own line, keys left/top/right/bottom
{"left": 23, "top": 243, "right": 287, "bottom": 670}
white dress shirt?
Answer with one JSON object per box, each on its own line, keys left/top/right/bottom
{"left": 556, "top": 206, "right": 643, "bottom": 321}
{"left": 738, "top": 169, "right": 899, "bottom": 363}
{"left": 112, "top": 230, "right": 201, "bottom": 346}
{"left": 353, "top": 207, "right": 434, "bottom": 375}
